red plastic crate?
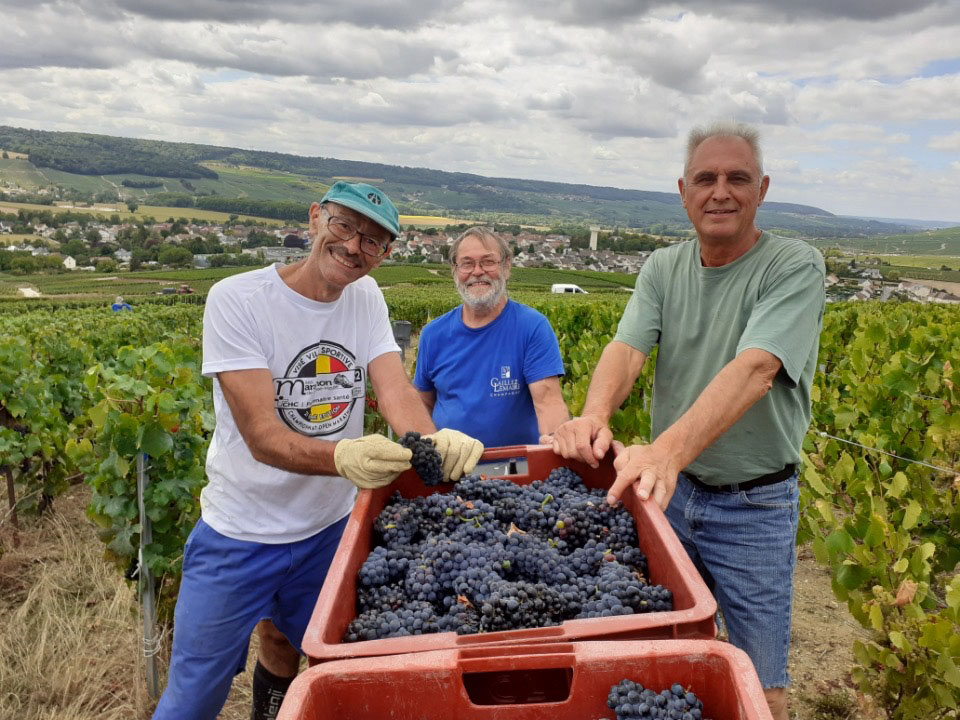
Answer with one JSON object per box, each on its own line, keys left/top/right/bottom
{"left": 302, "top": 445, "right": 716, "bottom": 664}
{"left": 278, "top": 640, "right": 772, "bottom": 720}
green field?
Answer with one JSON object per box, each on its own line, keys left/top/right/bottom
{"left": 189, "top": 163, "right": 330, "bottom": 204}
{"left": 862, "top": 254, "right": 960, "bottom": 270}
{"left": 0, "top": 199, "right": 289, "bottom": 226}
{"left": 0, "top": 263, "right": 640, "bottom": 307}
{"left": 808, "top": 225, "right": 960, "bottom": 255}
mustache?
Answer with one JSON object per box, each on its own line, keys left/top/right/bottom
{"left": 465, "top": 274, "right": 494, "bottom": 286}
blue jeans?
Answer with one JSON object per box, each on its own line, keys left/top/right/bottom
{"left": 153, "top": 516, "right": 348, "bottom": 720}
{"left": 665, "top": 471, "right": 799, "bottom": 688}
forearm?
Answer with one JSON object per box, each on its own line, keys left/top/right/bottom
{"left": 530, "top": 376, "right": 570, "bottom": 436}
{"left": 536, "top": 399, "right": 571, "bottom": 436}
{"left": 653, "top": 348, "right": 780, "bottom": 469}
{"left": 379, "top": 382, "right": 437, "bottom": 436}
{"left": 243, "top": 415, "right": 340, "bottom": 475}
{"left": 219, "top": 368, "right": 341, "bottom": 476}
{"left": 581, "top": 341, "right": 647, "bottom": 423}
{"left": 370, "top": 352, "right": 436, "bottom": 436}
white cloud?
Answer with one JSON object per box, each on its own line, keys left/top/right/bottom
{"left": 929, "top": 132, "right": 960, "bottom": 152}
{"left": 0, "top": 1, "right": 959, "bottom": 219}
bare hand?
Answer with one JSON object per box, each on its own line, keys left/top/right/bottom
{"left": 551, "top": 416, "right": 612, "bottom": 468}
{"left": 606, "top": 442, "right": 680, "bottom": 510}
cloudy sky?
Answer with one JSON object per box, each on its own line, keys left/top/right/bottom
{"left": 2, "top": 0, "right": 960, "bottom": 222}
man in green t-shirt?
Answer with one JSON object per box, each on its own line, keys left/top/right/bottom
{"left": 551, "top": 122, "right": 824, "bottom": 720}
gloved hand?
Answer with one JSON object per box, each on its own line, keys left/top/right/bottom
{"left": 334, "top": 434, "right": 412, "bottom": 490}
{"left": 424, "top": 429, "right": 484, "bottom": 482}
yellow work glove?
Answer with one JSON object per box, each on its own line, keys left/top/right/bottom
{"left": 424, "top": 429, "right": 484, "bottom": 482}
{"left": 333, "top": 434, "right": 412, "bottom": 490}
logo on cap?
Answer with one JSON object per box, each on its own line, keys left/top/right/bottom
{"left": 367, "top": 192, "right": 382, "bottom": 205}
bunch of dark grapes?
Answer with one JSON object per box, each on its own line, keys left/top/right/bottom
{"left": 374, "top": 496, "right": 420, "bottom": 545}
{"left": 478, "top": 579, "right": 567, "bottom": 632}
{"left": 344, "top": 465, "right": 673, "bottom": 642}
{"left": 356, "top": 582, "right": 407, "bottom": 614}
{"left": 438, "top": 600, "right": 481, "bottom": 635}
{"left": 608, "top": 680, "right": 709, "bottom": 720}
{"left": 357, "top": 545, "right": 411, "bottom": 587}
{"left": 399, "top": 431, "right": 444, "bottom": 486}
{"left": 344, "top": 600, "right": 439, "bottom": 642}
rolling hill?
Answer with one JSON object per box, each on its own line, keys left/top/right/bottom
{"left": 0, "top": 124, "right": 915, "bottom": 237}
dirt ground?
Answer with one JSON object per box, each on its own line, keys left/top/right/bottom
{"left": 0, "top": 482, "right": 868, "bottom": 720}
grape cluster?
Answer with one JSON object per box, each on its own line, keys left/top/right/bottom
{"left": 344, "top": 466, "right": 675, "bottom": 642}
{"left": 608, "top": 680, "right": 710, "bottom": 720}
{"left": 399, "top": 431, "right": 444, "bottom": 486}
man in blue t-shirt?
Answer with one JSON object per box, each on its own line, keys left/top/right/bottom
{"left": 414, "top": 227, "right": 569, "bottom": 447}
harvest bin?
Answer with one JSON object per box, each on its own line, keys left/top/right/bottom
{"left": 278, "top": 640, "right": 772, "bottom": 720}
{"left": 302, "top": 445, "right": 716, "bottom": 664}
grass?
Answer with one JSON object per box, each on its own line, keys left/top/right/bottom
{"left": 0, "top": 487, "right": 148, "bottom": 719}
{"left": 804, "top": 691, "right": 856, "bottom": 720}
{"left": 0, "top": 485, "right": 261, "bottom": 720}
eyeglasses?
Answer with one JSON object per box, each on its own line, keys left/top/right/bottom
{"left": 454, "top": 258, "right": 502, "bottom": 273}
{"left": 321, "top": 207, "right": 391, "bottom": 258}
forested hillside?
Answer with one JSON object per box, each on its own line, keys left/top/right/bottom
{"left": 0, "top": 124, "right": 915, "bottom": 235}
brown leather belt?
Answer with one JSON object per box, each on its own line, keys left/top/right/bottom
{"left": 683, "top": 464, "right": 796, "bottom": 493}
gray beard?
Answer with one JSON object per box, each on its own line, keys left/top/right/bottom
{"left": 456, "top": 274, "right": 507, "bottom": 312}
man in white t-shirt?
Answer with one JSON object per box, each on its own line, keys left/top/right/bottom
{"left": 153, "top": 182, "right": 483, "bottom": 720}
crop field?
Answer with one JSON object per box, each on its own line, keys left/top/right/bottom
{"left": 191, "top": 163, "right": 330, "bottom": 203}
{"left": 0, "top": 156, "right": 48, "bottom": 188}
{"left": 0, "top": 199, "right": 289, "bottom": 226}
{"left": 332, "top": 175, "right": 386, "bottom": 183}
{"left": 399, "top": 214, "right": 470, "bottom": 227}
{"left": 886, "top": 266, "right": 960, "bottom": 283}
{"left": 0, "top": 264, "right": 642, "bottom": 306}
{"left": 808, "top": 226, "right": 960, "bottom": 255}
{"left": 864, "top": 254, "right": 960, "bottom": 270}
{"left": 0, "top": 296, "right": 957, "bottom": 720}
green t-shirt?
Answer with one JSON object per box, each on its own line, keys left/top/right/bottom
{"left": 614, "top": 232, "right": 825, "bottom": 485}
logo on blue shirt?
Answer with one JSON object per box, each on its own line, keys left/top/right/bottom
{"left": 490, "top": 366, "right": 520, "bottom": 395}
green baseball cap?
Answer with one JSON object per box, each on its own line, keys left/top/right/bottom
{"left": 321, "top": 182, "right": 400, "bottom": 239}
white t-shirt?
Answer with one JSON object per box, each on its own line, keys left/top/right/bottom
{"left": 200, "top": 264, "right": 399, "bottom": 543}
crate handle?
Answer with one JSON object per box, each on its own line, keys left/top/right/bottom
{"left": 459, "top": 653, "right": 575, "bottom": 706}
{"left": 478, "top": 445, "right": 530, "bottom": 461}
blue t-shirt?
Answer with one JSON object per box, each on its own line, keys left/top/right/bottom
{"left": 414, "top": 300, "right": 564, "bottom": 447}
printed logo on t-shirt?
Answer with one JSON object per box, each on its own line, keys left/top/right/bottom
{"left": 489, "top": 365, "right": 520, "bottom": 397}
{"left": 274, "top": 341, "right": 364, "bottom": 436}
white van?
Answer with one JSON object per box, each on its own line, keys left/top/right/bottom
{"left": 551, "top": 283, "right": 588, "bottom": 294}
